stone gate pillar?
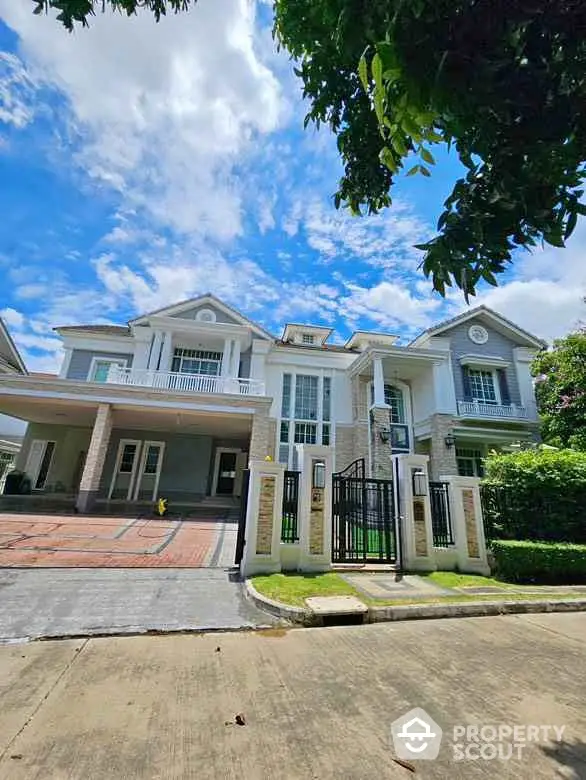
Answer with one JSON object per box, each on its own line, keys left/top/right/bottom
{"left": 297, "top": 445, "right": 334, "bottom": 572}
{"left": 76, "top": 404, "right": 112, "bottom": 513}
{"left": 393, "top": 454, "right": 436, "bottom": 571}
{"left": 240, "top": 459, "right": 285, "bottom": 577}
{"left": 440, "top": 475, "right": 490, "bottom": 575}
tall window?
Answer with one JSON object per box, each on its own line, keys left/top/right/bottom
{"left": 384, "top": 385, "right": 405, "bottom": 424}
{"left": 468, "top": 369, "right": 497, "bottom": 404}
{"left": 171, "top": 348, "right": 221, "bottom": 376}
{"left": 279, "top": 373, "right": 332, "bottom": 468}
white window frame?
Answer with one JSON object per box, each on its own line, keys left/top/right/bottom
{"left": 456, "top": 447, "right": 485, "bottom": 477}
{"left": 302, "top": 333, "right": 315, "bottom": 345}
{"left": 467, "top": 368, "right": 501, "bottom": 405}
{"left": 277, "top": 370, "right": 335, "bottom": 469}
{"left": 88, "top": 357, "right": 128, "bottom": 383}
{"left": 171, "top": 348, "right": 222, "bottom": 377}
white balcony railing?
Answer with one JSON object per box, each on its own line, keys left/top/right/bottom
{"left": 106, "top": 367, "right": 265, "bottom": 396}
{"left": 457, "top": 400, "right": 528, "bottom": 419}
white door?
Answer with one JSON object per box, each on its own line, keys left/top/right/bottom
{"left": 133, "top": 441, "right": 165, "bottom": 501}
{"left": 108, "top": 440, "right": 142, "bottom": 500}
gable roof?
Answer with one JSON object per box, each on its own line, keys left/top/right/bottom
{"left": 0, "top": 319, "right": 27, "bottom": 374}
{"left": 129, "top": 293, "right": 274, "bottom": 340}
{"left": 410, "top": 305, "right": 547, "bottom": 349}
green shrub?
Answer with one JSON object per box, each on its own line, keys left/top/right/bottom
{"left": 482, "top": 449, "right": 586, "bottom": 543}
{"left": 492, "top": 540, "right": 586, "bottom": 584}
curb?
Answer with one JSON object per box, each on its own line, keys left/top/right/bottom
{"left": 244, "top": 581, "right": 586, "bottom": 626}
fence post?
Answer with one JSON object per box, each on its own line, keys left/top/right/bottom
{"left": 440, "top": 475, "right": 491, "bottom": 575}
{"left": 296, "top": 444, "right": 334, "bottom": 572}
{"left": 240, "top": 459, "right": 285, "bottom": 577}
{"left": 394, "top": 454, "right": 436, "bottom": 571}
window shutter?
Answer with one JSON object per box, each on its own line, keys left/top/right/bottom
{"left": 496, "top": 369, "right": 511, "bottom": 405}
{"left": 462, "top": 367, "right": 472, "bottom": 400}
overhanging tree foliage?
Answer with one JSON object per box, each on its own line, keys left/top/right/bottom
{"left": 532, "top": 330, "right": 586, "bottom": 451}
{"left": 36, "top": 1, "right": 586, "bottom": 297}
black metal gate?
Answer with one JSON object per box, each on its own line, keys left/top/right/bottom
{"left": 332, "top": 458, "right": 397, "bottom": 564}
{"left": 234, "top": 469, "right": 250, "bottom": 565}
{"left": 282, "top": 470, "right": 300, "bottom": 543}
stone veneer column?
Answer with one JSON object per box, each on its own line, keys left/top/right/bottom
{"left": 249, "top": 408, "right": 272, "bottom": 461}
{"left": 76, "top": 404, "right": 113, "bottom": 513}
{"left": 371, "top": 406, "right": 393, "bottom": 480}
{"left": 429, "top": 413, "right": 458, "bottom": 480}
{"left": 440, "top": 475, "right": 490, "bottom": 575}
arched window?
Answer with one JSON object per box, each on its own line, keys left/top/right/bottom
{"left": 384, "top": 385, "right": 405, "bottom": 424}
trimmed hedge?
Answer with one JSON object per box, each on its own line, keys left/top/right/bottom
{"left": 492, "top": 540, "right": 586, "bottom": 584}
{"left": 482, "top": 449, "right": 586, "bottom": 543}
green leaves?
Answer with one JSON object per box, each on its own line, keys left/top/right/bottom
{"left": 272, "top": 0, "right": 586, "bottom": 298}
{"left": 34, "top": 1, "right": 193, "bottom": 31}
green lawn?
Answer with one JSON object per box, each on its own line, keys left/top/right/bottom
{"left": 250, "top": 571, "right": 582, "bottom": 609}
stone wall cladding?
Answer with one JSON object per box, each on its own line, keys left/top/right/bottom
{"left": 79, "top": 404, "right": 112, "bottom": 494}
{"left": 371, "top": 406, "right": 393, "bottom": 480}
{"left": 413, "top": 499, "right": 428, "bottom": 556}
{"left": 429, "top": 413, "right": 458, "bottom": 480}
{"left": 256, "top": 475, "right": 275, "bottom": 554}
{"left": 309, "top": 486, "right": 325, "bottom": 555}
{"left": 266, "top": 418, "right": 276, "bottom": 461}
{"left": 250, "top": 409, "right": 272, "bottom": 460}
{"left": 462, "top": 488, "right": 480, "bottom": 558}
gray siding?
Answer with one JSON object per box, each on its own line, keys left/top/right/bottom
{"left": 16, "top": 423, "right": 92, "bottom": 492}
{"left": 173, "top": 304, "right": 240, "bottom": 325}
{"left": 100, "top": 429, "right": 213, "bottom": 501}
{"left": 446, "top": 319, "right": 521, "bottom": 405}
{"left": 67, "top": 349, "right": 134, "bottom": 381}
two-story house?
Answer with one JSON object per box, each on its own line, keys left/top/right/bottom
{"left": 0, "top": 295, "right": 545, "bottom": 510}
{"left": 0, "top": 317, "right": 27, "bottom": 491}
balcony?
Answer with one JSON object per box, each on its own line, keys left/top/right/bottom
{"left": 106, "top": 367, "right": 266, "bottom": 396}
{"left": 457, "top": 400, "right": 528, "bottom": 420}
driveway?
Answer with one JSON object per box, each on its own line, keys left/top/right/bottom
{"left": 0, "top": 614, "right": 584, "bottom": 778}
{"left": 0, "top": 512, "right": 236, "bottom": 567}
{"left": 0, "top": 568, "right": 274, "bottom": 642}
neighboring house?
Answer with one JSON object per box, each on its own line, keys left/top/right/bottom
{"left": 0, "top": 295, "right": 545, "bottom": 509}
{"left": 0, "top": 318, "right": 28, "bottom": 491}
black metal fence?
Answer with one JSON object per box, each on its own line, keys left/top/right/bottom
{"left": 332, "top": 476, "right": 397, "bottom": 563}
{"left": 429, "top": 481, "right": 454, "bottom": 547}
{"left": 480, "top": 482, "right": 586, "bottom": 544}
{"left": 281, "top": 470, "right": 300, "bottom": 543}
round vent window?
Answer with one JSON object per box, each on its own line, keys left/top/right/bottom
{"left": 468, "top": 324, "right": 489, "bottom": 344}
{"left": 196, "top": 308, "right": 216, "bottom": 323}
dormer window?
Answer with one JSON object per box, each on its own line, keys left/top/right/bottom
{"left": 302, "top": 333, "right": 315, "bottom": 345}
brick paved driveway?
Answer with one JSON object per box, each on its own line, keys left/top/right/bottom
{"left": 0, "top": 512, "right": 237, "bottom": 568}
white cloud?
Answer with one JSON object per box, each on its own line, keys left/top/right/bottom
{"left": 0, "top": 0, "right": 285, "bottom": 240}
{"left": 0, "top": 307, "right": 24, "bottom": 329}
{"left": 0, "top": 51, "right": 35, "bottom": 129}
{"left": 339, "top": 281, "right": 444, "bottom": 334}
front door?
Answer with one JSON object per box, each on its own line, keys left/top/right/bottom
{"left": 133, "top": 441, "right": 165, "bottom": 501}
{"left": 216, "top": 452, "right": 237, "bottom": 495}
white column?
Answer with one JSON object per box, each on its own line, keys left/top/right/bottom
{"left": 372, "top": 357, "right": 387, "bottom": 407}
{"left": 231, "top": 339, "right": 241, "bottom": 378}
{"left": 133, "top": 334, "right": 151, "bottom": 371}
{"left": 296, "top": 444, "right": 334, "bottom": 572}
{"left": 221, "top": 338, "right": 233, "bottom": 378}
{"left": 159, "top": 331, "right": 173, "bottom": 373}
{"left": 393, "top": 453, "right": 436, "bottom": 571}
{"left": 513, "top": 347, "right": 538, "bottom": 420}
{"left": 433, "top": 357, "right": 457, "bottom": 413}
{"left": 240, "top": 459, "right": 285, "bottom": 577}
{"left": 59, "top": 348, "right": 73, "bottom": 379}
{"left": 148, "top": 330, "right": 163, "bottom": 370}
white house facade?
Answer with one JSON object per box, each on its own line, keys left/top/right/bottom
{"left": 0, "top": 318, "right": 27, "bottom": 492}
{"left": 0, "top": 295, "right": 545, "bottom": 510}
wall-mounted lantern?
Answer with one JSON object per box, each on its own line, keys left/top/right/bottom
{"left": 312, "top": 460, "right": 326, "bottom": 489}
{"left": 379, "top": 428, "right": 390, "bottom": 443}
{"left": 412, "top": 469, "right": 428, "bottom": 497}
{"left": 444, "top": 432, "right": 456, "bottom": 449}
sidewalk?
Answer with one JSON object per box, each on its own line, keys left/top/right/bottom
{"left": 1, "top": 614, "right": 585, "bottom": 779}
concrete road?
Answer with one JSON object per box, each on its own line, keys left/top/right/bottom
{"left": 0, "top": 613, "right": 585, "bottom": 779}
{"left": 0, "top": 568, "right": 273, "bottom": 641}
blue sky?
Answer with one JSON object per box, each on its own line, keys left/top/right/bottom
{"left": 0, "top": 0, "right": 584, "bottom": 372}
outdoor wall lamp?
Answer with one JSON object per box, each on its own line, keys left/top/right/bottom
{"left": 312, "top": 461, "right": 326, "bottom": 489}
{"left": 379, "top": 428, "right": 391, "bottom": 443}
{"left": 412, "top": 470, "right": 428, "bottom": 497}
{"left": 444, "top": 433, "right": 456, "bottom": 449}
